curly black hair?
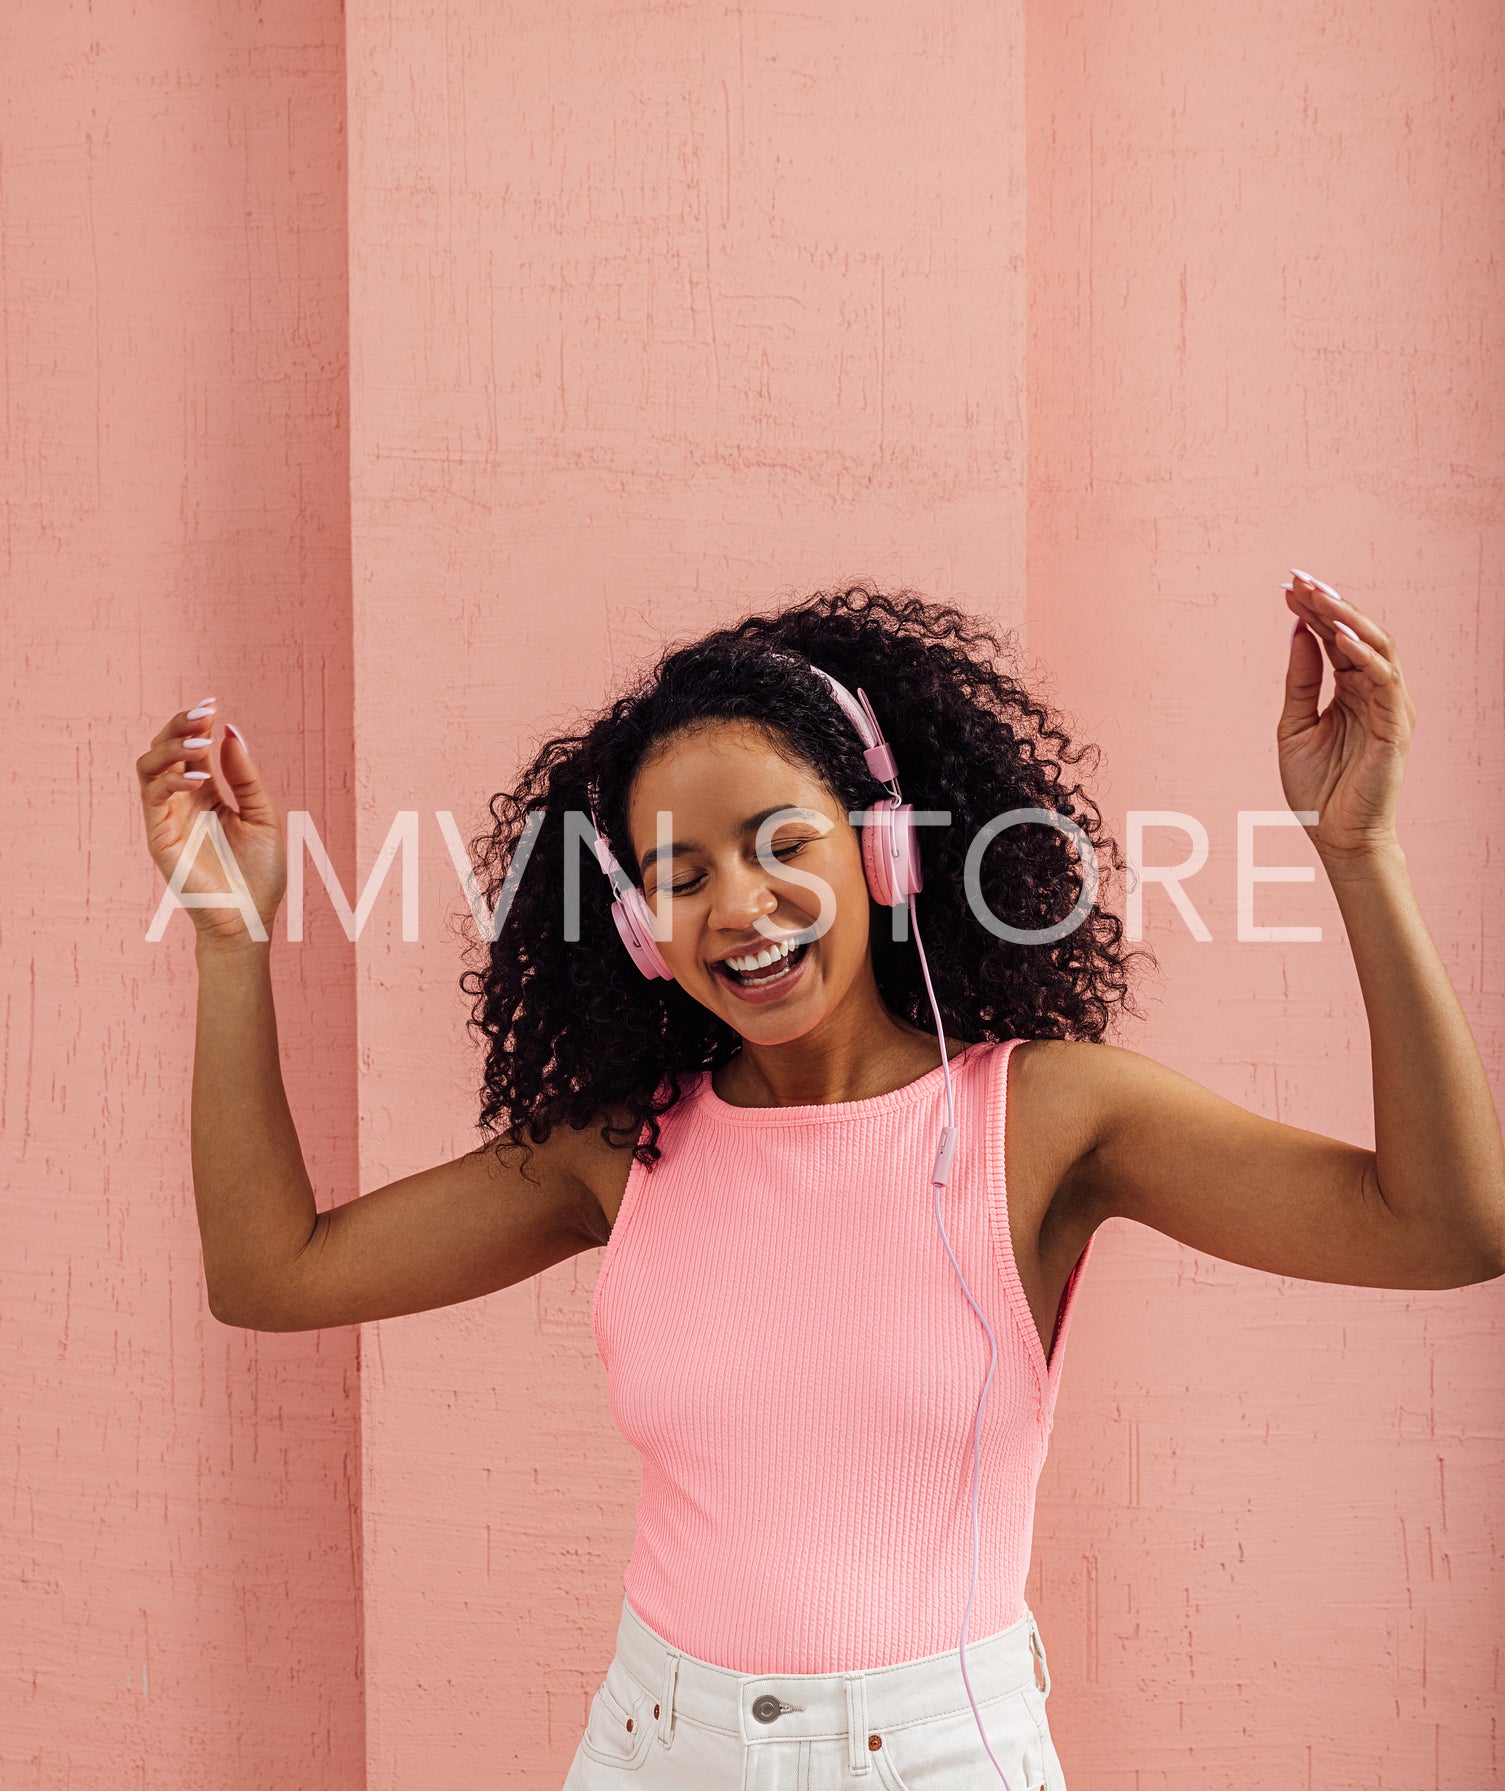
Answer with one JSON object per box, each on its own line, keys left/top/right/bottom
{"left": 458, "top": 582, "right": 1152, "bottom": 1179}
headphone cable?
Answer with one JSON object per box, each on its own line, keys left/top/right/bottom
{"left": 906, "top": 888, "right": 1017, "bottom": 1791}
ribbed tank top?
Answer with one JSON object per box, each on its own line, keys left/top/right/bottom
{"left": 590, "top": 1036, "right": 1094, "bottom": 1674}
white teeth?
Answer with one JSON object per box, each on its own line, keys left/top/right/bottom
{"left": 726, "top": 940, "right": 791, "bottom": 973}
{"left": 719, "top": 933, "right": 809, "bottom": 975}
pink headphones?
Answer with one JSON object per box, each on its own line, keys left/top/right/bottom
{"left": 585, "top": 662, "right": 922, "bottom": 977}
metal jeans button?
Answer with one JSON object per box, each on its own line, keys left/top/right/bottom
{"left": 751, "top": 1694, "right": 782, "bottom": 1723}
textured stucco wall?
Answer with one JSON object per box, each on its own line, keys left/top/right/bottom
{"left": 6, "top": 2, "right": 1502, "bottom": 1788}
{"left": 2, "top": 4, "right": 362, "bottom": 1787}
{"left": 1026, "top": 2, "right": 1505, "bottom": 1785}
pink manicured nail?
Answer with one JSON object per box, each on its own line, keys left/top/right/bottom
{"left": 1332, "top": 619, "right": 1362, "bottom": 644}
{"left": 184, "top": 770, "right": 212, "bottom": 780}
{"left": 1290, "top": 568, "right": 1346, "bottom": 605}
{"left": 225, "top": 720, "right": 249, "bottom": 752}
{"left": 186, "top": 700, "right": 217, "bottom": 721}
{"left": 183, "top": 735, "right": 212, "bottom": 748}
{"left": 1290, "top": 617, "right": 1305, "bottom": 641}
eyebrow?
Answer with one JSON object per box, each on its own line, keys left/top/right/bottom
{"left": 638, "top": 805, "right": 823, "bottom": 873}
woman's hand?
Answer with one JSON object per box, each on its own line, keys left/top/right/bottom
{"left": 135, "top": 699, "right": 287, "bottom": 948}
{"left": 1277, "top": 570, "right": 1417, "bottom": 863}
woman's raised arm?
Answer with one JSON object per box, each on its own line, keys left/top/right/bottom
{"left": 137, "top": 702, "right": 607, "bottom": 1332}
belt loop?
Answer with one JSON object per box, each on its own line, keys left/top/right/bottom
{"left": 1028, "top": 1611, "right": 1051, "bottom": 1698}
{"left": 844, "top": 1673, "right": 870, "bottom": 1775}
{"left": 656, "top": 1652, "right": 680, "bottom": 1746}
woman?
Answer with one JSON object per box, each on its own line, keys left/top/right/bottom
{"left": 135, "top": 577, "right": 1504, "bottom": 1791}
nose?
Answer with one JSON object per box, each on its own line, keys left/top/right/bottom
{"left": 707, "top": 859, "right": 781, "bottom": 933}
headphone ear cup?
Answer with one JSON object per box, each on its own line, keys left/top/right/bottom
{"left": 611, "top": 884, "right": 675, "bottom": 980}
{"left": 860, "top": 802, "right": 923, "bottom": 906}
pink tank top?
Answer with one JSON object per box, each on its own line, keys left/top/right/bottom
{"left": 590, "top": 1036, "right": 1094, "bottom": 1673}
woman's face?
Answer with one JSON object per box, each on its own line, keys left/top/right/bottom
{"left": 625, "top": 720, "right": 875, "bottom": 1047}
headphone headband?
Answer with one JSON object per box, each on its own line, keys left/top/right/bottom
{"left": 805, "top": 666, "right": 900, "bottom": 787}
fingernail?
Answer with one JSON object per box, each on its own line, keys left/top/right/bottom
{"left": 225, "top": 721, "right": 249, "bottom": 752}
{"left": 184, "top": 770, "right": 212, "bottom": 780}
{"left": 1290, "top": 568, "right": 1346, "bottom": 604}
{"left": 186, "top": 700, "right": 217, "bottom": 721}
{"left": 183, "top": 735, "right": 213, "bottom": 748}
{"left": 1332, "top": 619, "right": 1361, "bottom": 644}
{"left": 1290, "top": 616, "right": 1305, "bottom": 640}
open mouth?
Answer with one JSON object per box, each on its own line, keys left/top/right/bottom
{"left": 710, "top": 937, "right": 814, "bottom": 992}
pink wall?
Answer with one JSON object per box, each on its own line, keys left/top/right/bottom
{"left": 6, "top": 1, "right": 1501, "bottom": 1788}
{"left": 1026, "top": 1, "right": 1505, "bottom": 1784}
{"left": 2, "top": 5, "right": 362, "bottom": 1788}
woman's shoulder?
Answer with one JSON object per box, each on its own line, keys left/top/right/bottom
{"left": 1001, "top": 1036, "right": 1130, "bottom": 1225}
{"left": 1002, "top": 1035, "right": 1112, "bottom": 1124}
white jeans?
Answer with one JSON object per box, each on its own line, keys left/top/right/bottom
{"left": 563, "top": 1594, "right": 1068, "bottom": 1790}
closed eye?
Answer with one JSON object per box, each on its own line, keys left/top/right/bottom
{"left": 664, "top": 839, "right": 808, "bottom": 896}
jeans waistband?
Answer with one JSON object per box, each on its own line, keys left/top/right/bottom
{"left": 613, "top": 1596, "right": 1052, "bottom": 1777}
